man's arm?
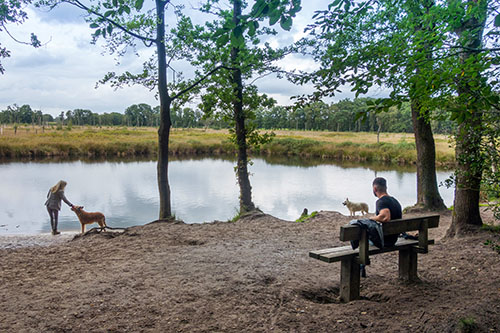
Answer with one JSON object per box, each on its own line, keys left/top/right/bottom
{"left": 373, "top": 208, "right": 391, "bottom": 223}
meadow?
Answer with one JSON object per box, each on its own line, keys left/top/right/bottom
{"left": 0, "top": 125, "right": 455, "bottom": 165}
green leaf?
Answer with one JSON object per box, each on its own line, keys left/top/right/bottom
{"left": 216, "top": 34, "right": 229, "bottom": 47}
{"left": 107, "top": 24, "right": 113, "bottom": 35}
{"left": 89, "top": 23, "right": 99, "bottom": 29}
{"left": 112, "top": 0, "right": 118, "bottom": 7}
{"left": 123, "top": 5, "right": 130, "bottom": 14}
{"left": 329, "top": 0, "right": 342, "bottom": 10}
{"left": 251, "top": 1, "right": 268, "bottom": 18}
{"left": 488, "top": 94, "right": 500, "bottom": 105}
{"left": 269, "top": 10, "right": 281, "bottom": 26}
{"left": 104, "top": 10, "right": 114, "bottom": 18}
{"left": 231, "top": 26, "right": 245, "bottom": 47}
{"left": 134, "top": 0, "right": 144, "bottom": 10}
{"left": 280, "top": 16, "right": 293, "bottom": 31}
{"left": 248, "top": 21, "right": 258, "bottom": 36}
{"left": 495, "top": 14, "right": 500, "bottom": 27}
{"left": 213, "top": 27, "right": 227, "bottom": 38}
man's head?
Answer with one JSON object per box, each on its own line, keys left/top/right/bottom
{"left": 372, "top": 177, "right": 387, "bottom": 197}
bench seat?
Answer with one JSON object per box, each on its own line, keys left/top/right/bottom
{"left": 309, "top": 239, "right": 432, "bottom": 263}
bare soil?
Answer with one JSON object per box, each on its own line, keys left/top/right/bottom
{"left": 1, "top": 209, "right": 499, "bottom": 332}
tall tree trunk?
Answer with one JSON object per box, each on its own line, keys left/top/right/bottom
{"left": 450, "top": 118, "right": 483, "bottom": 234}
{"left": 410, "top": 98, "right": 446, "bottom": 211}
{"left": 232, "top": 0, "right": 255, "bottom": 214}
{"left": 448, "top": 0, "right": 487, "bottom": 236}
{"left": 156, "top": 0, "right": 172, "bottom": 219}
{"left": 406, "top": 0, "right": 446, "bottom": 212}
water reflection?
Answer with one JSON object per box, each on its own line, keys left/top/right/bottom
{"left": 0, "top": 157, "right": 454, "bottom": 235}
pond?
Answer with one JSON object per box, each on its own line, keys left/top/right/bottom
{"left": 0, "top": 157, "right": 455, "bottom": 235}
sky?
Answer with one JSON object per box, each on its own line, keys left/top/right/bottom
{"left": 0, "top": 0, "right": 386, "bottom": 117}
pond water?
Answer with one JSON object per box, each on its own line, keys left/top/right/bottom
{"left": 0, "top": 157, "right": 455, "bottom": 235}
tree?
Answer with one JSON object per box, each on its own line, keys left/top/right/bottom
{"left": 300, "top": 0, "right": 447, "bottom": 211}
{"left": 1, "top": 0, "right": 41, "bottom": 74}
{"left": 306, "top": 0, "right": 500, "bottom": 231}
{"left": 39, "top": 0, "right": 227, "bottom": 219}
{"left": 404, "top": 0, "right": 500, "bottom": 233}
{"left": 446, "top": 0, "right": 490, "bottom": 235}
{"left": 40, "top": 0, "right": 300, "bottom": 219}
{"left": 125, "top": 103, "right": 154, "bottom": 127}
{"left": 176, "top": 0, "right": 301, "bottom": 214}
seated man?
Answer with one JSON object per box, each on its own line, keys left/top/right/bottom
{"left": 371, "top": 177, "right": 402, "bottom": 247}
{"left": 354, "top": 177, "right": 402, "bottom": 277}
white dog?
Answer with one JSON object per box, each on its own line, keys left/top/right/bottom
{"left": 342, "top": 198, "right": 369, "bottom": 217}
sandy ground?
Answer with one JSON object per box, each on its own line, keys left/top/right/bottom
{"left": 1, "top": 209, "right": 499, "bottom": 332}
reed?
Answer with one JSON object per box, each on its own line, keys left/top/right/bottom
{"left": 0, "top": 125, "right": 455, "bottom": 165}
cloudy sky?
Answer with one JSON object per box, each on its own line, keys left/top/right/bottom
{"left": 0, "top": 1, "right": 379, "bottom": 116}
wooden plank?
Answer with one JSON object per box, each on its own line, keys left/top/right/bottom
{"left": 358, "top": 228, "right": 370, "bottom": 265}
{"left": 418, "top": 219, "right": 429, "bottom": 253}
{"left": 309, "top": 245, "right": 352, "bottom": 259}
{"left": 383, "top": 215, "right": 439, "bottom": 235}
{"left": 399, "top": 247, "right": 418, "bottom": 282}
{"left": 339, "top": 225, "right": 360, "bottom": 242}
{"left": 339, "top": 215, "right": 440, "bottom": 241}
{"left": 318, "top": 249, "right": 360, "bottom": 263}
{"left": 314, "top": 239, "right": 422, "bottom": 263}
{"left": 340, "top": 257, "right": 360, "bottom": 302}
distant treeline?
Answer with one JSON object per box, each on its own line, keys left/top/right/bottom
{"left": 1, "top": 98, "right": 456, "bottom": 134}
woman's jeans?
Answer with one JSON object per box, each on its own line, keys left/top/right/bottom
{"left": 46, "top": 207, "right": 59, "bottom": 232}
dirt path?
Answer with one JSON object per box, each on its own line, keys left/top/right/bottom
{"left": 1, "top": 210, "right": 499, "bottom": 332}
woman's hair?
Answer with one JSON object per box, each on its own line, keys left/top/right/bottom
{"left": 50, "top": 180, "right": 67, "bottom": 193}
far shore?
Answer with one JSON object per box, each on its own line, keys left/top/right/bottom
{"left": 0, "top": 125, "right": 455, "bottom": 165}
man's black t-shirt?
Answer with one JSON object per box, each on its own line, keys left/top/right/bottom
{"left": 376, "top": 195, "right": 402, "bottom": 246}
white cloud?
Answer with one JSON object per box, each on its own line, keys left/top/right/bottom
{"left": 0, "top": 1, "right": 386, "bottom": 116}
{"left": 0, "top": 6, "right": 158, "bottom": 115}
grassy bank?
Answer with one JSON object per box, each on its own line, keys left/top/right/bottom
{"left": 0, "top": 125, "right": 455, "bottom": 165}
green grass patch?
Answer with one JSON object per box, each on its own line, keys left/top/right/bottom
{"left": 296, "top": 211, "right": 318, "bottom": 223}
{"left": 0, "top": 126, "right": 455, "bottom": 165}
{"left": 481, "top": 224, "right": 500, "bottom": 233}
{"left": 458, "top": 317, "right": 478, "bottom": 333}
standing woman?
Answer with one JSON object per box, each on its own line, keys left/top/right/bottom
{"left": 45, "top": 180, "right": 74, "bottom": 235}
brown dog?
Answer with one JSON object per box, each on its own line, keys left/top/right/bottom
{"left": 71, "top": 205, "right": 107, "bottom": 233}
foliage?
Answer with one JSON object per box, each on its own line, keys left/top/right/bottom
{"left": 254, "top": 99, "right": 425, "bottom": 133}
{"left": 301, "top": 0, "right": 500, "bottom": 224}
{"left": 0, "top": 0, "right": 41, "bottom": 74}
{"left": 172, "top": 0, "right": 300, "bottom": 152}
{"left": 1, "top": 98, "right": 458, "bottom": 134}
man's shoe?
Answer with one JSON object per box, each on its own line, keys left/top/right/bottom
{"left": 52, "top": 230, "right": 60, "bottom": 235}
{"left": 360, "top": 265, "right": 367, "bottom": 278}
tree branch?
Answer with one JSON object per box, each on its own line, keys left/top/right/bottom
{"left": 0, "top": 23, "right": 47, "bottom": 47}
{"left": 63, "top": 0, "right": 156, "bottom": 46}
{"left": 171, "top": 64, "right": 234, "bottom": 100}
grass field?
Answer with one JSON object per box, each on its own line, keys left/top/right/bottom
{"left": 0, "top": 125, "right": 455, "bottom": 165}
